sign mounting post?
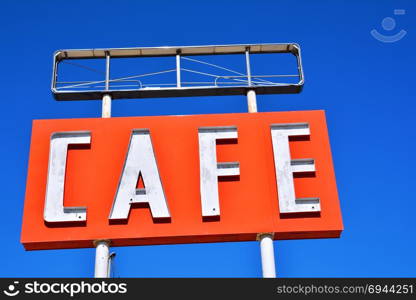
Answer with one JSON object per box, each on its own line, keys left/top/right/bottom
{"left": 102, "top": 51, "right": 111, "bottom": 118}
{"left": 94, "top": 240, "right": 110, "bottom": 278}
{"left": 95, "top": 51, "right": 112, "bottom": 278}
{"left": 245, "top": 47, "right": 276, "bottom": 277}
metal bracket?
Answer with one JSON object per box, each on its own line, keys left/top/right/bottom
{"left": 93, "top": 239, "right": 111, "bottom": 247}
{"left": 256, "top": 232, "right": 275, "bottom": 241}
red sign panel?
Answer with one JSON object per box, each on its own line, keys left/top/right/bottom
{"left": 21, "top": 110, "right": 342, "bottom": 250}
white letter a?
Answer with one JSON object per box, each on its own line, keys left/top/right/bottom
{"left": 109, "top": 129, "right": 170, "bottom": 221}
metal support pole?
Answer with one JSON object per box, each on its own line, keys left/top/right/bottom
{"left": 258, "top": 233, "right": 276, "bottom": 278}
{"left": 102, "top": 94, "right": 112, "bottom": 118}
{"left": 105, "top": 51, "right": 110, "bottom": 91}
{"left": 95, "top": 56, "right": 112, "bottom": 275}
{"left": 94, "top": 240, "right": 110, "bottom": 278}
{"left": 246, "top": 52, "right": 276, "bottom": 278}
{"left": 247, "top": 89, "right": 257, "bottom": 113}
{"left": 245, "top": 47, "right": 258, "bottom": 113}
{"left": 245, "top": 47, "right": 252, "bottom": 86}
{"left": 247, "top": 46, "right": 275, "bottom": 278}
{"left": 249, "top": 47, "right": 274, "bottom": 275}
{"left": 176, "top": 53, "right": 181, "bottom": 88}
{"left": 102, "top": 51, "right": 111, "bottom": 118}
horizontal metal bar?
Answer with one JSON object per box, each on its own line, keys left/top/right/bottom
{"left": 57, "top": 81, "right": 98, "bottom": 84}
{"left": 54, "top": 43, "right": 299, "bottom": 61}
{"left": 57, "top": 80, "right": 143, "bottom": 84}
{"left": 59, "top": 85, "right": 143, "bottom": 89}
{"left": 56, "top": 81, "right": 290, "bottom": 90}
{"left": 53, "top": 84, "right": 303, "bottom": 101}
{"left": 215, "top": 74, "right": 299, "bottom": 78}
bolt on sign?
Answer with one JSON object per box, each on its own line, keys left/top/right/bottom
{"left": 21, "top": 110, "right": 342, "bottom": 250}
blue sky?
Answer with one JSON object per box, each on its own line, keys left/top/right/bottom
{"left": 1, "top": 0, "right": 415, "bottom": 277}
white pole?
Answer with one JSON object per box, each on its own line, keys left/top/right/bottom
{"left": 245, "top": 48, "right": 252, "bottom": 87}
{"left": 94, "top": 240, "right": 110, "bottom": 278}
{"left": 248, "top": 86, "right": 276, "bottom": 278}
{"left": 102, "top": 51, "right": 111, "bottom": 118}
{"left": 95, "top": 55, "right": 112, "bottom": 275}
{"left": 176, "top": 53, "right": 181, "bottom": 88}
{"left": 259, "top": 233, "right": 276, "bottom": 278}
{"left": 247, "top": 89, "right": 257, "bottom": 113}
{"left": 102, "top": 94, "right": 112, "bottom": 118}
{"left": 245, "top": 48, "right": 258, "bottom": 114}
